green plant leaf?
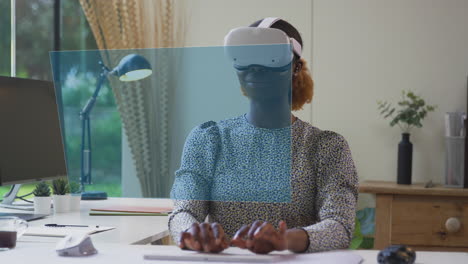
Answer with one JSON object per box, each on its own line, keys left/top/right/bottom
{"left": 384, "top": 108, "right": 395, "bottom": 118}
{"left": 350, "top": 218, "right": 364, "bottom": 249}
{"left": 350, "top": 235, "right": 364, "bottom": 249}
{"left": 33, "top": 181, "right": 51, "bottom": 197}
{"left": 360, "top": 237, "right": 374, "bottom": 249}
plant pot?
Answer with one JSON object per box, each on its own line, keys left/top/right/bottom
{"left": 69, "top": 194, "right": 82, "bottom": 212}
{"left": 53, "top": 194, "right": 70, "bottom": 213}
{"left": 33, "top": 196, "right": 51, "bottom": 215}
{"left": 397, "top": 133, "right": 413, "bottom": 184}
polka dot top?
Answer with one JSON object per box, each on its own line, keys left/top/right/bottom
{"left": 168, "top": 115, "right": 359, "bottom": 253}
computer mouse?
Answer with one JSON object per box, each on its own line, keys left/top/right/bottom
{"left": 55, "top": 233, "right": 98, "bottom": 257}
{"left": 377, "top": 245, "right": 416, "bottom": 264}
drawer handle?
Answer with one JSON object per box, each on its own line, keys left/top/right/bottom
{"left": 445, "top": 217, "right": 461, "bottom": 233}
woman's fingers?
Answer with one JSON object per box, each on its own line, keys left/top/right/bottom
{"left": 247, "top": 220, "right": 263, "bottom": 240}
{"left": 248, "top": 220, "right": 288, "bottom": 254}
{"left": 180, "top": 223, "right": 229, "bottom": 253}
{"left": 178, "top": 232, "right": 190, "bottom": 249}
{"left": 279, "top": 220, "right": 287, "bottom": 235}
{"left": 212, "top": 223, "right": 230, "bottom": 250}
{"left": 212, "top": 223, "right": 229, "bottom": 249}
{"left": 200, "top": 223, "right": 215, "bottom": 252}
{"left": 189, "top": 223, "right": 202, "bottom": 250}
{"left": 231, "top": 224, "right": 250, "bottom": 248}
{"left": 254, "top": 222, "right": 274, "bottom": 237}
{"left": 211, "top": 223, "right": 223, "bottom": 243}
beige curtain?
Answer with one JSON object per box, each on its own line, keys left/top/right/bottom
{"left": 79, "top": 0, "right": 186, "bottom": 197}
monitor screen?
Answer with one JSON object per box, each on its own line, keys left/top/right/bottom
{"left": 0, "top": 76, "right": 67, "bottom": 185}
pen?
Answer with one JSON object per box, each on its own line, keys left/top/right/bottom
{"left": 45, "top": 224, "right": 100, "bottom": 228}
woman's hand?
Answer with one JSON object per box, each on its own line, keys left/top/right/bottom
{"left": 178, "top": 222, "right": 229, "bottom": 253}
{"left": 231, "top": 220, "right": 310, "bottom": 254}
{"left": 231, "top": 220, "right": 288, "bottom": 254}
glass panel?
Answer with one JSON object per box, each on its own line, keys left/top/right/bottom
{"left": 51, "top": 44, "right": 293, "bottom": 203}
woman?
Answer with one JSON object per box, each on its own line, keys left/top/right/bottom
{"left": 169, "top": 18, "right": 358, "bottom": 254}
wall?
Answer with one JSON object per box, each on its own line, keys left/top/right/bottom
{"left": 184, "top": 0, "right": 313, "bottom": 122}
{"left": 312, "top": 0, "right": 468, "bottom": 208}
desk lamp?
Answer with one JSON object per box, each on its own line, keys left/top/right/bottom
{"left": 79, "top": 54, "right": 152, "bottom": 200}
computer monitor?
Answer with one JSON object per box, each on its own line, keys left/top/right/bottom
{"left": 0, "top": 76, "right": 67, "bottom": 209}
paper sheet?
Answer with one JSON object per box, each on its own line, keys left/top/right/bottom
{"left": 24, "top": 225, "right": 115, "bottom": 237}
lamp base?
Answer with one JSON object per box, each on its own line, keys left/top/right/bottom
{"left": 81, "top": 191, "right": 108, "bottom": 200}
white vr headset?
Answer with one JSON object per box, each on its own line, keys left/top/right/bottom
{"left": 224, "top": 17, "right": 302, "bottom": 71}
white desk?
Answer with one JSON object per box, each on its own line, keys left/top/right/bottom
{"left": 2, "top": 243, "right": 468, "bottom": 264}
{"left": 2, "top": 198, "right": 468, "bottom": 263}
{"left": 1, "top": 197, "right": 173, "bottom": 245}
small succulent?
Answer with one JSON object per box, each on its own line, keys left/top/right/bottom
{"left": 52, "top": 177, "right": 70, "bottom": 195}
{"left": 33, "top": 181, "right": 51, "bottom": 197}
{"left": 69, "top": 181, "right": 81, "bottom": 194}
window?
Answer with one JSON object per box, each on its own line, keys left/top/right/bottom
{"left": 0, "top": 0, "right": 122, "bottom": 198}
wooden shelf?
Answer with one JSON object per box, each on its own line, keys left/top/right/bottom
{"left": 359, "top": 180, "right": 468, "bottom": 197}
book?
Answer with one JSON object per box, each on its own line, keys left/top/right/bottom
{"left": 90, "top": 205, "right": 172, "bottom": 214}
{"left": 89, "top": 211, "right": 168, "bottom": 216}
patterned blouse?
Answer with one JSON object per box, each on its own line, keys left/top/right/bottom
{"left": 168, "top": 115, "right": 358, "bottom": 253}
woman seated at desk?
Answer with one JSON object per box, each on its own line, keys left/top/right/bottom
{"left": 169, "top": 18, "right": 358, "bottom": 254}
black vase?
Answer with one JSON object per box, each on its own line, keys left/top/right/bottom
{"left": 397, "top": 133, "right": 413, "bottom": 184}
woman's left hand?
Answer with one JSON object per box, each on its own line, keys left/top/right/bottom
{"left": 231, "top": 220, "right": 288, "bottom": 254}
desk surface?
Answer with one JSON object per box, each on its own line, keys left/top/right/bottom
{"left": 2, "top": 243, "right": 468, "bottom": 264}
{"left": 3, "top": 197, "right": 468, "bottom": 263}
{"left": 1, "top": 197, "right": 173, "bottom": 245}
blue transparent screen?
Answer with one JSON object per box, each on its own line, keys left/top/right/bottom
{"left": 50, "top": 44, "right": 292, "bottom": 203}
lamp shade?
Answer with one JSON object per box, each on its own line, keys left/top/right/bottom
{"left": 113, "top": 54, "right": 152, "bottom": 82}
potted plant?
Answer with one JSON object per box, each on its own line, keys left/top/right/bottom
{"left": 69, "top": 181, "right": 82, "bottom": 212}
{"left": 33, "top": 181, "right": 52, "bottom": 215}
{"left": 378, "top": 90, "right": 436, "bottom": 184}
{"left": 52, "top": 177, "right": 70, "bottom": 213}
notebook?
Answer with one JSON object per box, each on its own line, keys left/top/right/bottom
{"left": 90, "top": 205, "right": 172, "bottom": 214}
{"left": 89, "top": 211, "right": 168, "bottom": 216}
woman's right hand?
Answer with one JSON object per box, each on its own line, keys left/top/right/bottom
{"left": 178, "top": 222, "right": 229, "bottom": 253}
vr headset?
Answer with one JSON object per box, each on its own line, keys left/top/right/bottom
{"left": 224, "top": 17, "right": 302, "bottom": 71}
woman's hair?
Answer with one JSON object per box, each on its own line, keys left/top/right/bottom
{"left": 248, "top": 18, "right": 314, "bottom": 111}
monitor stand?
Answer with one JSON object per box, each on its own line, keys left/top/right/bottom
{"left": 0, "top": 184, "right": 34, "bottom": 211}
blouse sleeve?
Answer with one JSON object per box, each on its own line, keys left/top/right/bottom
{"left": 168, "top": 121, "right": 220, "bottom": 243}
{"left": 302, "top": 131, "right": 358, "bottom": 253}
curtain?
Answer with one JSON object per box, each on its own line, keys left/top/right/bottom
{"left": 79, "top": 0, "right": 186, "bottom": 197}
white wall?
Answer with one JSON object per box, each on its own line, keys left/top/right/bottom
{"left": 312, "top": 0, "right": 468, "bottom": 208}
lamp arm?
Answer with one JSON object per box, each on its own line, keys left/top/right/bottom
{"left": 79, "top": 62, "right": 111, "bottom": 190}
{"left": 79, "top": 68, "right": 110, "bottom": 118}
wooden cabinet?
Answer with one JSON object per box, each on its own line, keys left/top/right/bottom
{"left": 359, "top": 181, "right": 468, "bottom": 252}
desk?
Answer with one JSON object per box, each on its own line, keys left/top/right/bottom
{"left": 0, "top": 197, "right": 173, "bottom": 245}
{"left": 360, "top": 180, "right": 468, "bottom": 252}
{"left": 2, "top": 243, "right": 468, "bottom": 263}
{"left": 2, "top": 196, "right": 468, "bottom": 263}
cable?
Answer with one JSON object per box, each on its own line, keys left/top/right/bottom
{"left": 17, "top": 191, "right": 34, "bottom": 198}
{"left": 17, "top": 197, "right": 33, "bottom": 203}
